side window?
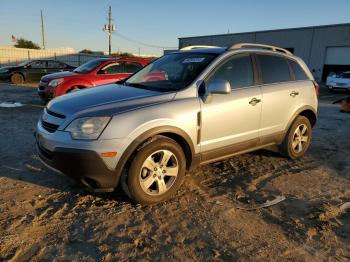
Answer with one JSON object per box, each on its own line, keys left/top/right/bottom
{"left": 257, "top": 55, "right": 292, "bottom": 84}
{"left": 102, "top": 63, "right": 124, "bottom": 74}
{"left": 289, "top": 60, "right": 308, "bottom": 80}
{"left": 124, "top": 62, "right": 143, "bottom": 73}
{"left": 208, "top": 55, "right": 254, "bottom": 89}
{"left": 30, "top": 61, "right": 46, "bottom": 69}
{"left": 47, "top": 61, "right": 64, "bottom": 68}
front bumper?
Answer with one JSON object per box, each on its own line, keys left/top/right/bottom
{"left": 38, "top": 81, "right": 54, "bottom": 102}
{"left": 328, "top": 85, "right": 350, "bottom": 91}
{"left": 36, "top": 142, "right": 117, "bottom": 192}
{"left": 35, "top": 120, "right": 130, "bottom": 192}
{"left": 0, "top": 72, "right": 10, "bottom": 81}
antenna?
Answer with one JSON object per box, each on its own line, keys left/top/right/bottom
{"left": 41, "top": 10, "right": 46, "bottom": 49}
{"left": 103, "top": 6, "right": 116, "bottom": 55}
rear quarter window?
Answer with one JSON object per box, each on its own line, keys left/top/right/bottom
{"left": 289, "top": 60, "right": 309, "bottom": 80}
{"left": 257, "top": 55, "right": 292, "bottom": 84}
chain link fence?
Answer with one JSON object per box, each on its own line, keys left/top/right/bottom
{"left": 0, "top": 47, "right": 110, "bottom": 67}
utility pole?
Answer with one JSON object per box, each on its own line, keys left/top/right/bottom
{"left": 103, "top": 6, "right": 115, "bottom": 55}
{"left": 41, "top": 10, "right": 46, "bottom": 49}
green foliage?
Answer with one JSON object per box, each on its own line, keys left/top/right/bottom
{"left": 79, "top": 49, "right": 94, "bottom": 54}
{"left": 14, "top": 38, "right": 41, "bottom": 49}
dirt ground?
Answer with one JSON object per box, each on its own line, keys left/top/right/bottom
{"left": 0, "top": 82, "right": 349, "bottom": 261}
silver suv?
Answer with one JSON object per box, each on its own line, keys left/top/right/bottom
{"left": 36, "top": 43, "right": 318, "bottom": 204}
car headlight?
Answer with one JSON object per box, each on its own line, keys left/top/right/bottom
{"left": 48, "top": 78, "right": 64, "bottom": 87}
{"left": 65, "top": 117, "right": 111, "bottom": 140}
{"left": 0, "top": 69, "right": 9, "bottom": 73}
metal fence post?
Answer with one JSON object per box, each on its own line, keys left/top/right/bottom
{"left": 54, "top": 52, "right": 57, "bottom": 60}
{"left": 78, "top": 53, "right": 81, "bottom": 66}
{"left": 28, "top": 50, "right": 30, "bottom": 60}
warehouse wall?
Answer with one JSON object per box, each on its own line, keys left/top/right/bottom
{"left": 179, "top": 24, "right": 350, "bottom": 81}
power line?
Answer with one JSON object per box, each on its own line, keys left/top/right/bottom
{"left": 115, "top": 32, "right": 177, "bottom": 50}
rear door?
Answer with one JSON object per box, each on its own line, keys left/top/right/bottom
{"left": 256, "top": 54, "right": 298, "bottom": 138}
{"left": 200, "top": 54, "right": 262, "bottom": 157}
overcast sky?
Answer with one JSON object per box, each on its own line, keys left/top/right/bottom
{"left": 0, "top": 0, "right": 349, "bottom": 55}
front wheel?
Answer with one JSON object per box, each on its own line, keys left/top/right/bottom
{"left": 124, "top": 136, "right": 186, "bottom": 205}
{"left": 281, "top": 116, "right": 312, "bottom": 159}
{"left": 10, "top": 73, "right": 24, "bottom": 84}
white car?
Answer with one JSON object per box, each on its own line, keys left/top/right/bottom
{"left": 326, "top": 71, "right": 350, "bottom": 92}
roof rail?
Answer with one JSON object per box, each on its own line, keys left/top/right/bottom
{"left": 180, "top": 45, "right": 221, "bottom": 51}
{"left": 230, "top": 43, "right": 292, "bottom": 55}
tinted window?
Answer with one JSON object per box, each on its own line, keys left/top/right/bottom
{"left": 30, "top": 61, "right": 46, "bottom": 69}
{"left": 258, "top": 55, "right": 291, "bottom": 84}
{"left": 124, "top": 62, "right": 143, "bottom": 73}
{"left": 208, "top": 55, "right": 254, "bottom": 89}
{"left": 103, "top": 63, "right": 124, "bottom": 74}
{"left": 289, "top": 60, "right": 308, "bottom": 80}
{"left": 74, "top": 59, "right": 106, "bottom": 74}
{"left": 47, "top": 61, "right": 64, "bottom": 68}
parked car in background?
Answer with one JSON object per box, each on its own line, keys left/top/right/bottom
{"left": 326, "top": 71, "right": 350, "bottom": 92}
{"left": 0, "top": 60, "right": 75, "bottom": 84}
{"left": 37, "top": 57, "right": 151, "bottom": 101}
{"left": 36, "top": 44, "right": 318, "bottom": 204}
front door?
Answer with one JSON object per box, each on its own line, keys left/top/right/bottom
{"left": 200, "top": 54, "right": 262, "bottom": 157}
{"left": 28, "top": 60, "right": 47, "bottom": 81}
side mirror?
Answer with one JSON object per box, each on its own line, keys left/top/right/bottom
{"left": 202, "top": 79, "right": 231, "bottom": 103}
{"left": 25, "top": 64, "right": 31, "bottom": 69}
{"left": 207, "top": 79, "right": 231, "bottom": 94}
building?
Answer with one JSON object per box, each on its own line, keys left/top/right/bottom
{"left": 178, "top": 23, "right": 350, "bottom": 82}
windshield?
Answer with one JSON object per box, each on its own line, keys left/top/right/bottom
{"left": 18, "top": 61, "right": 30, "bottom": 67}
{"left": 339, "top": 72, "right": 350, "bottom": 79}
{"left": 125, "top": 52, "right": 218, "bottom": 92}
{"left": 74, "top": 59, "right": 106, "bottom": 74}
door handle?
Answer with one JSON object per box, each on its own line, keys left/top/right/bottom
{"left": 249, "top": 98, "right": 261, "bottom": 106}
{"left": 290, "top": 91, "right": 299, "bottom": 97}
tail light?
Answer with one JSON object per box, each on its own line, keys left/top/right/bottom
{"left": 313, "top": 80, "right": 319, "bottom": 96}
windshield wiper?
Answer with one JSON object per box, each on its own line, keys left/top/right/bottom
{"left": 125, "top": 82, "right": 156, "bottom": 90}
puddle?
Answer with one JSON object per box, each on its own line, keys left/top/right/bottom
{"left": 0, "top": 102, "right": 24, "bottom": 108}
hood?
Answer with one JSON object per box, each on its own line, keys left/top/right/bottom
{"left": 41, "top": 71, "right": 78, "bottom": 82}
{"left": 0, "top": 65, "right": 19, "bottom": 71}
{"left": 47, "top": 83, "right": 175, "bottom": 117}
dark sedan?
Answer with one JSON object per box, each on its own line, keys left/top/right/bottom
{"left": 0, "top": 60, "right": 75, "bottom": 84}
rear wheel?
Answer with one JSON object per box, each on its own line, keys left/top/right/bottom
{"left": 10, "top": 73, "right": 24, "bottom": 84}
{"left": 281, "top": 116, "right": 312, "bottom": 159}
{"left": 124, "top": 136, "right": 186, "bottom": 205}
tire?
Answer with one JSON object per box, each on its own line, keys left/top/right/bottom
{"left": 67, "top": 86, "right": 81, "bottom": 93}
{"left": 124, "top": 136, "right": 186, "bottom": 205}
{"left": 281, "top": 116, "right": 312, "bottom": 159}
{"left": 10, "top": 73, "right": 24, "bottom": 84}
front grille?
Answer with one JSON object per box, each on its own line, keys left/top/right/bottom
{"left": 336, "top": 83, "right": 347, "bottom": 86}
{"left": 46, "top": 108, "right": 66, "bottom": 119}
{"left": 42, "top": 120, "right": 59, "bottom": 133}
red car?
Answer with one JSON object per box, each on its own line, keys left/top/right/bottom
{"left": 37, "top": 57, "right": 151, "bottom": 101}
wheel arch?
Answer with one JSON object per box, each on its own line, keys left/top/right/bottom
{"left": 10, "top": 71, "right": 25, "bottom": 82}
{"left": 285, "top": 106, "right": 317, "bottom": 135}
{"left": 113, "top": 126, "right": 198, "bottom": 188}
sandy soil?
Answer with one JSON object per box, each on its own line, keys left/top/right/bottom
{"left": 0, "top": 83, "right": 349, "bottom": 261}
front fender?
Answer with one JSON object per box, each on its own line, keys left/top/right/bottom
{"left": 57, "top": 78, "right": 92, "bottom": 95}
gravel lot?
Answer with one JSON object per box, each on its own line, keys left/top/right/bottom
{"left": 0, "top": 82, "right": 349, "bottom": 261}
